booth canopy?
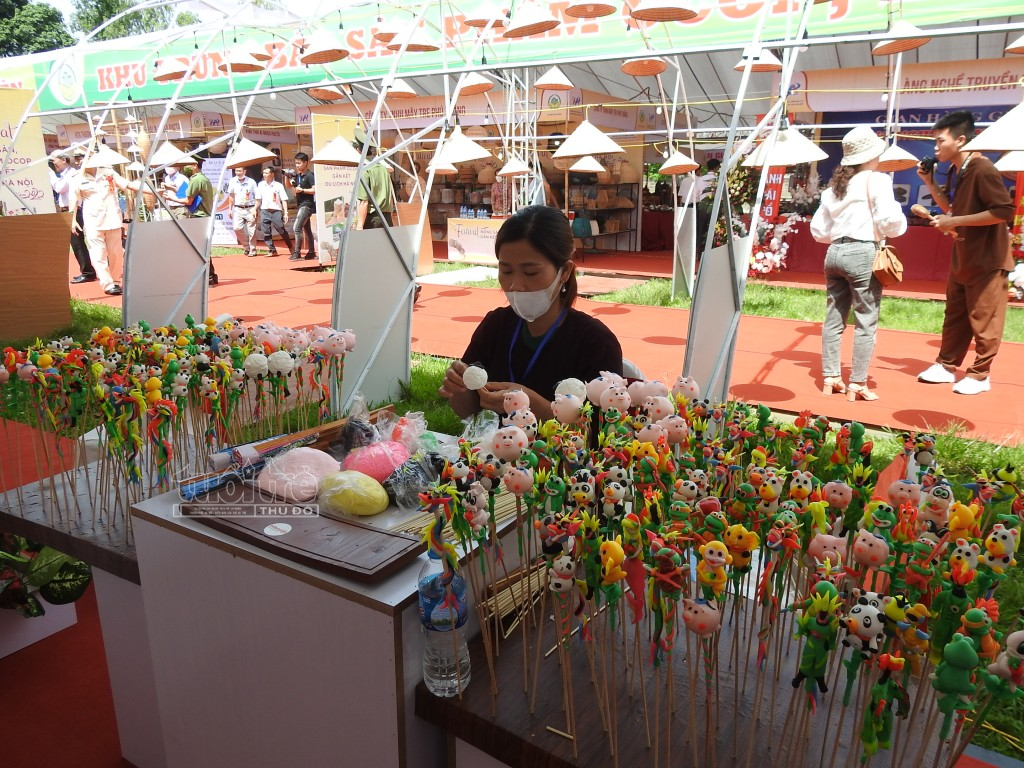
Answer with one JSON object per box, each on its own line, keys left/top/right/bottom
{"left": 0, "top": 1, "right": 1021, "bottom": 139}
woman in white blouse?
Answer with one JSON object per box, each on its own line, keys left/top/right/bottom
{"left": 810, "top": 126, "right": 907, "bottom": 401}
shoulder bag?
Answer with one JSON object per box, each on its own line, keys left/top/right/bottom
{"left": 866, "top": 175, "right": 903, "bottom": 288}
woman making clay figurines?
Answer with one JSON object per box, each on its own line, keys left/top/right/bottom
{"left": 439, "top": 205, "right": 623, "bottom": 422}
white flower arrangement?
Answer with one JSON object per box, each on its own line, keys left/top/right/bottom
{"left": 749, "top": 213, "right": 807, "bottom": 277}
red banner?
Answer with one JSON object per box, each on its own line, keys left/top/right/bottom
{"left": 1013, "top": 172, "right": 1023, "bottom": 261}
{"left": 760, "top": 166, "right": 786, "bottom": 223}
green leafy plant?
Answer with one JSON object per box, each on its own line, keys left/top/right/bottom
{"left": 0, "top": 533, "right": 92, "bottom": 618}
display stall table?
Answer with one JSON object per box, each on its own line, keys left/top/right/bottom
{"left": 130, "top": 492, "right": 444, "bottom": 767}
{"left": 784, "top": 223, "right": 953, "bottom": 282}
{"left": 129, "top": 470, "right": 521, "bottom": 768}
{"left": 641, "top": 209, "right": 674, "bottom": 251}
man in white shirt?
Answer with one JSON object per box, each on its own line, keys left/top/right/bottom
{"left": 676, "top": 172, "right": 704, "bottom": 208}
{"left": 227, "top": 166, "right": 259, "bottom": 256}
{"left": 70, "top": 164, "right": 136, "bottom": 295}
{"left": 162, "top": 165, "right": 188, "bottom": 219}
{"left": 50, "top": 149, "right": 97, "bottom": 284}
{"left": 255, "top": 166, "right": 293, "bottom": 257}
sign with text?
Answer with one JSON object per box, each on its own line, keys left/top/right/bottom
{"left": 0, "top": 89, "right": 54, "bottom": 216}
{"left": 760, "top": 166, "right": 786, "bottom": 223}
{"left": 310, "top": 114, "right": 359, "bottom": 259}
{"left": 447, "top": 217, "right": 502, "bottom": 263}
{"left": 786, "top": 59, "right": 1024, "bottom": 113}
{"left": 10, "top": 1, "right": 1019, "bottom": 115}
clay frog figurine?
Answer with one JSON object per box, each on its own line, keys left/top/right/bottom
{"left": 931, "top": 632, "right": 980, "bottom": 738}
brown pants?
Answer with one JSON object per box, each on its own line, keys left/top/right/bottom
{"left": 936, "top": 269, "right": 1009, "bottom": 379}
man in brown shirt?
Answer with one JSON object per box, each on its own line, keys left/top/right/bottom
{"left": 916, "top": 110, "right": 1015, "bottom": 395}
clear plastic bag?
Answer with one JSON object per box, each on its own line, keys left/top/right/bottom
{"left": 383, "top": 452, "right": 448, "bottom": 514}
{"left": 325, "top": 392, "right": 379, "bottom": 462}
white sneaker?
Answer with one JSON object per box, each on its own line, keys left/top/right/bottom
{"left": 918, "top": 364, "right": 956, "bottom": 384}
{"left": 952, "top": 377, "right": 990, "bottom": 395}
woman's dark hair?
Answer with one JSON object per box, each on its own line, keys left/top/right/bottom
{"left": 495, "top": 205, "right": 578, "bottom": 307}
{"left": 827, "top": 165, "right": 857, "bottom": 201}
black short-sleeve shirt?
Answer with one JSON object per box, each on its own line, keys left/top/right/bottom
{"left": 461, "top": 306, "right": 623, "bottom": 402}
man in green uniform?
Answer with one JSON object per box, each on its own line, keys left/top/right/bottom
{"left": 176, "top": 157, "right": 218, "bottom": 284}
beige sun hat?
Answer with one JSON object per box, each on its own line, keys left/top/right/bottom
{"left": 840, "top": 126, "right": 886, "bottom": 166}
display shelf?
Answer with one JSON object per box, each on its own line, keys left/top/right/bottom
{"left": 557, "top": 175, "right": 640, "bottom": 251}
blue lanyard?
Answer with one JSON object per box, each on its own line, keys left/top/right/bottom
{"left": 508, "top": 308, "right": 567, "bottom": 384}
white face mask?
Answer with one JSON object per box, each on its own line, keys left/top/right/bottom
{"left": 505, "top": 269, "right": 563, "bottom": 323}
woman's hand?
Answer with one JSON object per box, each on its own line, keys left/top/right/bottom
{"left": 438, "top": 360, "right": 468, "bottom": 399}
{"left": 477, "top": 382, "right": 516, "bottom": 413}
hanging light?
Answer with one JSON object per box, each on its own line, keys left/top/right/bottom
{"left": 963, "top": 103, "right": 1024, "bottom": 152}
{"left": 1006, "top": 33, "right": 1024, "bottom": 54}
{"left": 464, "top": 4, "right": 507, "bottom": 28}
{"left": 876, "top": 143, "right": 919, "bottom": 172}
{"left": 733, "top": 46, "right": 783, "bottom": 72}
{"left": 83, "top": 144, "right": 133, "bottom": 168}
{"left": 535, "top": 65, "right": 574, "bottom": 90}
{"left": 565, "top": 1, "right": 616, "bottom": 18}
{"left": 300, "top": 30, "right": 350, "bottom": 64}
{"left": 126, "top": 160, "right": 146, "bottom": 172}
{"left": 503, "top": 1, "right": 560, "bottom": 38}
{"left": 459, "top": 72, "right": 494, "bottom": 96}
{"left": 497, "top": 156, "right": 530, "bottom": 177}
{"left": 153, "top": 57, "right": 188, "bottom": 83}
{"left": 659, "top": 150, "right": 699, "bottom": 175}
{"left": 569, "top": 155, "right": 606, "bottom": 173}
{"left": 373, "top": 22, "right": 399, "bottom": 43}
{"left": 312, "top": 136, "right": 364, "bottom": 167}
{"left": 386, "top": 77, "right": 418, "bottom": 99}
{"left": 629, "top": 0, "right": 698, "bottom": 22}
{"left": 437, "top": 126, "right": 492, "bottom": 165}
{"left": 621, "top": 58, "right": 667, "bottom": 77}
{"left": 742, "top": 127, "right": 828, "bottom": 167}
{"left": 387, "top": 26, "right": 440, "bottom": 52}
{"left": 148, "top": 141, "right": 188, "bottom": 167}
{"left": 871, "top": 20, "right": 931, "bottom": 56}
{"left": 247, "top": 39, "right": 273, "bottom": 61}
{"left": 307, "top": 82, "right": 348, "bottom": 101}
{"left": 217, "top": 49, "right": 265, "bottom": 73}
{"left": 225, "top": 138, "right": 278, "bottom": 170}
{"left": 428, "top": 159, "right": 460, "bottom": 177}
{"left": 995, "top": 151, "right": 1024, "bottom": 172}
{"left": 553, "top": 120, "right": 625, "bottom": 158}
{"left": 127, "top": 142, "right": 142, "bottom": 154}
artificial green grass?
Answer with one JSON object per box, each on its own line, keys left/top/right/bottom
{"left": 588, "top": 278, "right": 1024, "bottom": 343}
{"left": 0, "top": 299, "right": 124, "bottom": 351}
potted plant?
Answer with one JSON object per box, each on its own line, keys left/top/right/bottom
{"left": 0, "top": 532, "right": 92, "bottom": 618}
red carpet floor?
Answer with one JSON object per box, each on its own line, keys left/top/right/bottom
{"left": 0, "top": 582, "right": 131, "bottom": 768}
{"left": 68, "top": 247, "right": 1024, "bottom": 441}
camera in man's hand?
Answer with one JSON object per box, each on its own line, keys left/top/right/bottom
{"left": 283, "top": 168, "right": 296, "bottom": 177}
{"left": 919, "top": 155, "right": 937, "bottom": 174}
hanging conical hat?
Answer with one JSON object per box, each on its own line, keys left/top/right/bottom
{"left": 553, "top": 120, "right": 624, "bottom": 158}
{"left": 148, "top": 141, "right": 189, "bottom": 167}
{"left": 963, "top": 103, "right": 1024, "bottom": 152}
{"left": 225, "top": 138, "right": 277, "bottom": 169}
{"left": 83, "top": 144, "right": 132, "bottom": 169}
{"left": 659, "top": 150, "right": 699, "bottom": 175}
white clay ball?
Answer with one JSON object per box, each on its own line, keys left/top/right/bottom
{"left": 463, "top": 365, "right": 488, "bottom": 391}
{"left": 555, "top": 377, "right": 587, "bottom": 400}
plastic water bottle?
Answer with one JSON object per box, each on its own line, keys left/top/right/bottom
{"left": 418, "top": 552, "right": 471, "bottom": 697}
